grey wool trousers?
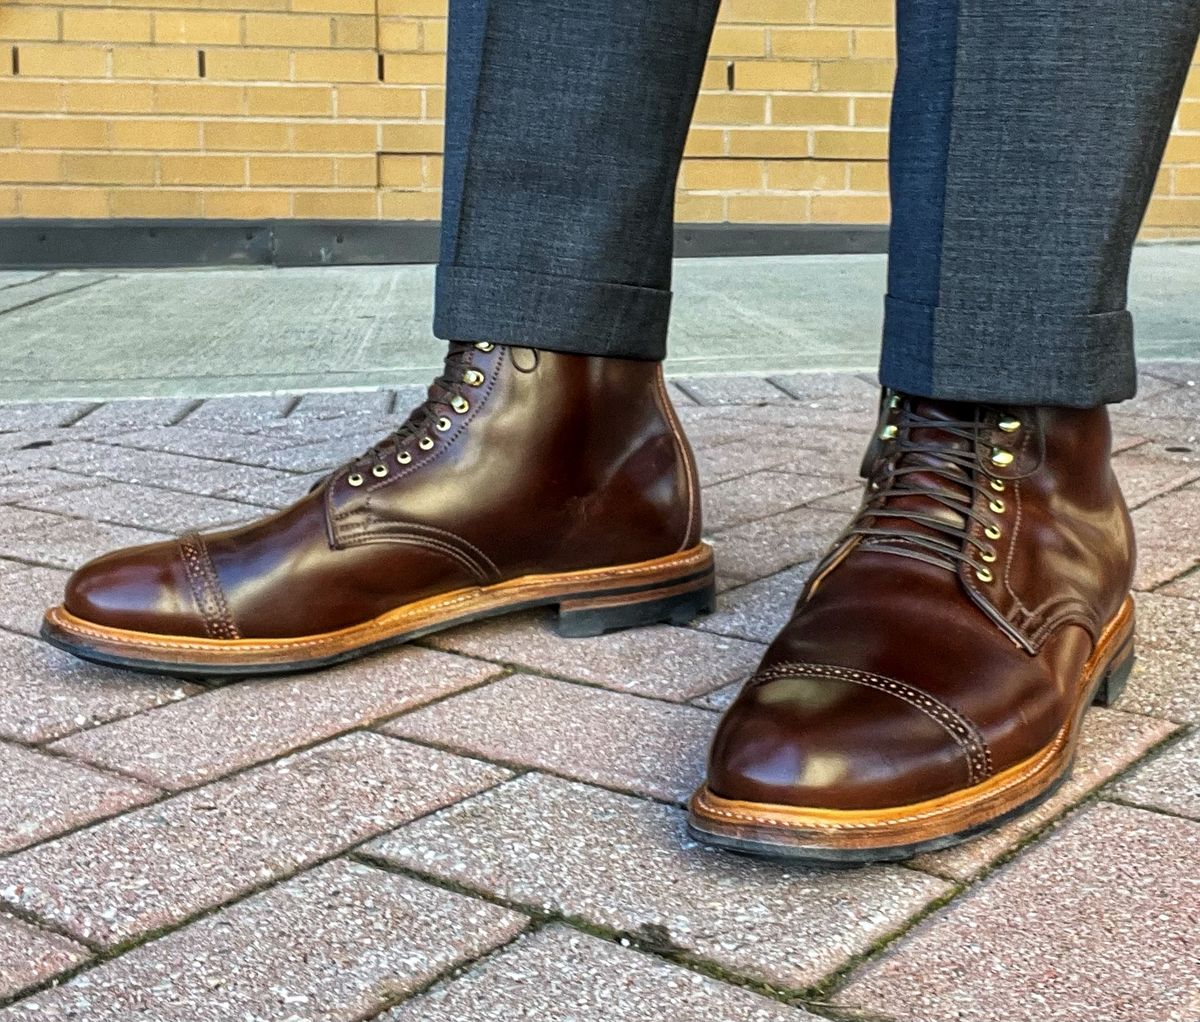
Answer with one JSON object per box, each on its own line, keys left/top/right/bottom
{"left": 432, "top": 0, "right": 1200, "bottom": 408}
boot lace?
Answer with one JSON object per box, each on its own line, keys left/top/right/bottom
{"left": 820, "top": 394, "right": 1022, "bottom": 584}
{"left": 341, "top": 341, "right": 494, "bottom": 486}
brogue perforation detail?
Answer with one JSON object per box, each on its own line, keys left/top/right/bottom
{"left": 178, "top": 532, "right": 240, "bottom": 641}
{"left": 754, "top": 661, "right": 994, "bottom": 783}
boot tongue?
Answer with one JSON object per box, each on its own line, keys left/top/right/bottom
{"left": 863, "top": 397, "right": 981, "bottom": 555}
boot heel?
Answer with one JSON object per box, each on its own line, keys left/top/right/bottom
{"left": 556, "top": 573, "right": 716, "bottom": 638}
{"left": 1093, "top": 638, "right": 1135, "bottom": 707}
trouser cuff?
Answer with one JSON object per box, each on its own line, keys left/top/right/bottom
{"left": 434, "top": 264, "right": 671, "bottom": 361}
{"left": 880, "top": 295, "right": 1136, "bottom": 408}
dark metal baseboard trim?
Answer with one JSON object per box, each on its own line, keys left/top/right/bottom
{"left": 0, "top": 219, "right": 890, "bottom": 269}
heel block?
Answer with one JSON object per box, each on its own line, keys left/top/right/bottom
{"left": 1093, "top": 641, "right": 1135, "bottom": 707}
{"left": 556, "top": 579, "right": 716, "bottom": 638}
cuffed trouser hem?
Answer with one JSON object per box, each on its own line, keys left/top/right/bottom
{"left": 880, "top": 295, "right": 1137, "bottom": 408}
{"left": 434, "top": 264, "right": 671, "bottom": 361}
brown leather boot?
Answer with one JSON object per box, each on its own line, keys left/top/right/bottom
{"left": 43, "top": 343, "right": 713, "bottom": 676}
{"left": 689, "top": 392, "right": 1135, "bottom": 863}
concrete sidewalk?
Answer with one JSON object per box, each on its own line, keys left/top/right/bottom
{"left": 0, "top": 363, "right": 1197, "bottom": 1019}
{"left": 2, "top": 243, "right": 1199, "bottom": 401}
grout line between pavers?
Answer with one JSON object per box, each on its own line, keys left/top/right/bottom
{"left": 351, "top": 841, "right": 825, "bottom": 1013}
{"left": 0, "top": 750, "right": 521, "bottom": 1011}
{"left": 408, "top": 638, "right": 753, "bottom": 707}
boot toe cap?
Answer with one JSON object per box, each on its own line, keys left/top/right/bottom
{"left": 62, "top": 540, "right": 207, "bottom": 638}
{"left": 706, "top": 669, "right": 978, "bottom": 811}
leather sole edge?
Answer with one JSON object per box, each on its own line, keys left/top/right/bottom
{"left": 686, "top": 594, "right": 1136, "bottom": 864}
{"left": 41, "top": 543, "right": 715, "bottom": 678}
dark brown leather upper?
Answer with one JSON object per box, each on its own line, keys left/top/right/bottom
{"left": 65, "top": 343, "right": 701, "bottom": 639}
{"left": 706, "top": 395, "right": 1134, "bottom": 811}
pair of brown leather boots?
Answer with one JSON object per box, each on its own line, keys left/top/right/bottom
{"left": 43, "top": 345, "right": 1136, "bottom": 864}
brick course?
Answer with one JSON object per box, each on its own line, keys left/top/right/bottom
{"left": 1, "top": 2, "right": 1196, "bottom": 231}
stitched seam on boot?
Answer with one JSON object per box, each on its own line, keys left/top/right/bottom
{"left": 754, "top": 661, "right": 994, "bottom": 783}
{"left": 653, "top": 367, "right": 698, "bottom": 552}
{"left": 178, "top": 533, "right": 240, "bottom": 640}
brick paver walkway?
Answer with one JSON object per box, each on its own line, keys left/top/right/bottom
{"left": 0, "top": 367, "right": 1197, "bottom": 1021}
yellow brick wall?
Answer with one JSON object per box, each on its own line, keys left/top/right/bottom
{"left": 1, "top": 0, "right": 1198, "bottom": 234}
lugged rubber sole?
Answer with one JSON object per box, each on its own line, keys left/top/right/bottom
{"left": 41, "top": 543, "right": 715, "bottom": 678}
{"left": 687, "top": 595, "right": 1136, "bottom": 865}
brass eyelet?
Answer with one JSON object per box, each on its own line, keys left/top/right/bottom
{"left": 888, "top": 394, "right": 901, "bottom": 410}
{"left": 976, "top": 566, "right": 994, "bottom": 583}
{"left": 450, "top": 395, "right": 470, "bottom": 414}
{"left": 985, "top": 523, "right": 1002, "bottom": 540}
{"left": 347, "top": 472, "right": 364, "bottom": 487}
{"left": 998, "top": 416, "right": 1021, "bottom": 433}
{"left": 879, "top": 424, "right": 898, "bottom": 441}
{"left": 980, "top": 548, "right": 997, "bottom": 563}
{"left": 990, "top": 478, "right": 1006, "bottom": 492}
{"left": 418, "top": 436, "right": 434, "bottom": 450}
{"left": 371, "top": 464, "right": 388, "bottom": 478}
{"left": 989, "top": 498, "right": 1006, "bottom": 514}
{"left": 991, "top": 447, "right": 1015, "bottom": 467}
{"left": 397, "top": 450, "right": 412, "bottom": 465}
{"left": 475, "top": 341, "right": 495, "bottom": 352}
{"left": 464, "top": 369, "right": 485, "bottom": 386}
{"left": 435, "top": 416, "right": 452, "bottom": 432}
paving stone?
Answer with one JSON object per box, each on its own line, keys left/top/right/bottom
{"left": 702, "top": 470, "right": 851, "bottom": 532}
{"left": 1111, "top": 411, "right": 1200, "bottom": 448}
{"left": 6, "top": 859, "right": 527, "bottom": 1022}
{"left": 255, "top": 433, "right": 375, "bottom": 472}
{"left": 910, "top": 707, "right": 1179, "bottom": 880}
{"left": 0, "top": 562, "right": 68, "bottom": 636}
{"left": 834, "top": 802, "right": 1200, "bottom": 1022}
{"left": 1140, "top": 360, "right": 1200, "bottom": 387}
{"left": 387, "top": 925, "right": 817, "bottom": 1022}
{"left": 0, "top": 468, "right": 103, "bottom": 506}
{"left": 693, "top": 680, "right": 742, "bottom": 710}
{"left": 1130, "top": 378, "right": 1200, "bottom": 418}
{"left": 1108, "top": 728, "right": 1200, "bottom": 820}
{"left": 0, "top": 634, "right": 199, "bottom": 744}
{"left": 385, "top": 674, "right": 717, "bottom": 802}
{"left": 667, "top": 380, "right": 699, "bottom": 405}
{"left": 1162, "top": 567, "right": 1200, "bottom": 600}
{"left": 180, "top": 394, "right": 294, "bottom": 428}
{"left": 20, "top": 481, "right": 264, "bottom": 534}
{"left": 0, "top": 913, "right": 88, "bottom": 1002}
{"left": 224, "top": 469, "right": 328, "bottom": 509}
{"left": 1120, "top": 593, "right": 1200, "bottom": 722}
{"left": 712, "top": 507, "right": 843, "bottom": 583}
{"left": 768, "top": 371, "right": 878, "bottom": 408}
{"left": 74, "top": 398, "right": 197, "bottom": 431}
{"left": 368, "top": 773, "right": 950, "bottom": 991}
{"left": 692, "top": 562, "right": 811, "bottom": 644}
{"left": 1112, "top": 450, "right": 1200, "bottom": 508}
{"left": 1131, "top": 487, "right": 1200, "bottom": 587}
{"left": 0, "top": 732, "right": 509, "bottom": 947}
{"left": 0, "top": 741, "right": 158, "bottom": 854}
{"left": 108, "top": 425, "right": 303, "bottom": 464}
{"left": 0, "top": 402, "right": 94, "bottom": 431}
{"left": 290, "top": 388, "right": 396, "bottom": 418}
{"left": 18, "top": 441, "right": 306, "bottom": 505}
{"left": 53, "top": 649, "right": 502, "bottom": 790}
{"left": 675, "top": 376, "right": 794, "bottom": 406}
{"left": 694, "top": 439, "right": 794, "bottom": 486}
{"left": 0, "top": 507, "right": 162, "bottom": 569}
{"left": 426, "top": 611, "right": 763, "bottom": 701}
